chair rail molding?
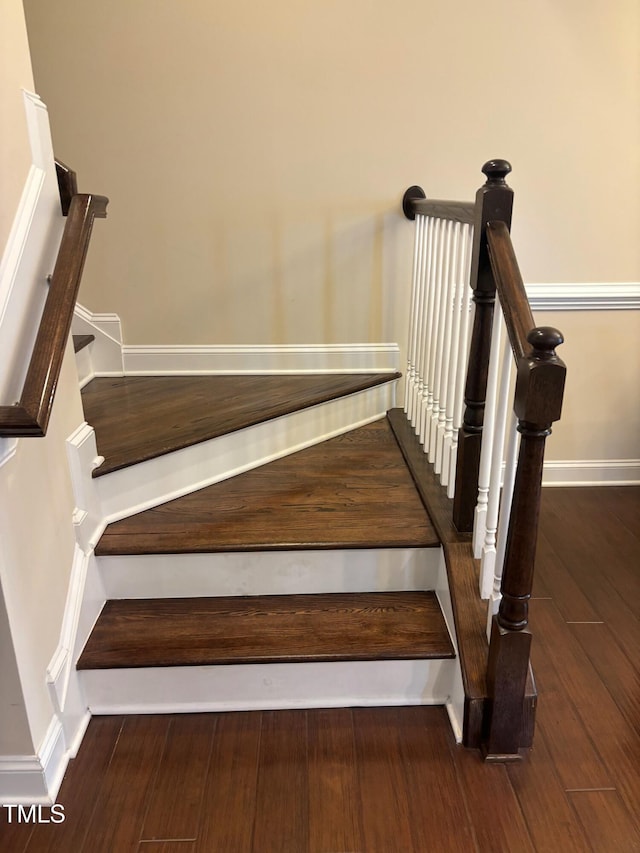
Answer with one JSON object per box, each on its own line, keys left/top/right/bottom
{"left": 526, "top": 282, "right": 640, "bottom": 311}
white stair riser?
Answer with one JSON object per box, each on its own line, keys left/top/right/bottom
{"left": 96, "top": 381, "right": 397, "bottom": 525}
{"left": 80, "top": 658, "right": 460, "bottom": 727}
{"left": 98, "top": 547, "right": 442, "bottom": 599}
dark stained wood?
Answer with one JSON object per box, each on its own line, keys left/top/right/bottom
{"left": 506, "top": 729, "right": 593, "bottom": 852}
{"left": 252, "top": 711, "right": 309, "bottom": 853}
{"left": 453, "top": 159, "right": 513, "bottom": 531}
{"left": 409, "top": 197, "right": 476, "bottom": 224}
{"left": 196, "top": 712, "right": 261, "bottom": 853}
{"left": 569, "top": 622, "right": 639, "bottom": 735}
{"left": 388, "top": 706, "right": 477, "bottom": 851}
{"left": 82, "top": 372, "right": 400, "bottom": 476}
{"left": 138, "top": 843, "right": 196, "bottom": 852}
{"left": 24, "top": 716, "right": 123, "bottom": 853}
{"left": 307, "top": 709, "right": 364, "bottom": 853}
{"left": 96, "top": 419, "right": 440, "bottom": 554}
{"left": 387, "top": 407, "right": 469, "bottom": 546}
{"left": 352, "top": 707, "right": 420, "bottom": 851}
{"left": 11, "top": 488, "right": 636, "bottom": 852}
{"left": 569, "top": 790, "right": 640, "bottom": 852}
{"left": 0, "top": 193, "right": 108, "bottom": 437}
{"left": 77, "top": 591, "right": 455, "bottom": 669}
{"left": 449, "top": 742, "right": 535, "bottom": 852}
{"left": 387, "top": 409, "right": 536, "bottom": 749}
{"left": 140, "top": 715, "right": 216, "bottom": 842}
{"left": 483, "top": 325, "right": 565, "bottom": 757}
{"left": 81, "top": 715, "right": 169, "bottom": 853}
{"left": 531, "top": 598, "right": 640, "bottom": 818}
{"left": 55, "top": 159, "right": 77, "bottom": 215}
{"left": 486, "top": 220, "right": 535, "bottom": 360}
{"left": 72, "top": 334, "right": 94, "bottom": 353}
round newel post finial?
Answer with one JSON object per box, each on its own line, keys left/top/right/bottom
{"left": 402, "top": 185, "right": 426, "bottom": 220}
{"left": 482, "top": 159, "right": 512, "bottom": 186}
{"left": 527, "top": 326, "right": 564, "bottom": 358}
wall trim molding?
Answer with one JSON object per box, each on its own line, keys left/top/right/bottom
{"left": 0, "top": 717, "right": 68, "bottom": 805}
{"left": 120, "top": 343, "right": 401, "bottom": 375}
{"left": 543, "top": 458, "right": 640, "bottom": 486}
{"left": 527, "top": 282, "right": 640, "bottom": 311}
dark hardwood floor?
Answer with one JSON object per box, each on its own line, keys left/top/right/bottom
{"left": 1, "top": 487, "right": 638, "bottom": 852}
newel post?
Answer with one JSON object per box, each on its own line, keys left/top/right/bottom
{"left": 453, "top": 160, "right": 513, "bottom": 531}
{"left": 483, "top": 327, "right": 566, "bottom": 760}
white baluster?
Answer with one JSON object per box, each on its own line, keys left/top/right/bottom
{"left": 420, "top": 218, "right": 440, "bottom": 447}
{"left": 442, "top": 223, "right": 467, "bottom": 488}
{"left": 436, "top": 222, "right": 460, "bottom": 478}
{"left": 479, "top": 332, "right": 513, "bottom": 599}
{"left": 472, "top": 297, "right": 503, "bottom": 561}
{"left": 413, "top": 216, "right": 433, "bottom": 436}
{"left": 487, "top": 409, "right": 520, "bottom": 639}
{"left": 448, "top": 224, "right": 474, "bottom": 498}
{"left": 426, "top": 219, "right": 449, "bottom": 459}
{"left": 405, "top": 214, "right": 422, "bottom": 421}
{"left": 408, "top": 214, "right": 427, "bottom": 428}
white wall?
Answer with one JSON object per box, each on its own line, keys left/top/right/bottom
{"left": 0, "top": 0, "right": 86, "bottom": 779}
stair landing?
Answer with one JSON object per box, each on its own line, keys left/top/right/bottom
{"left": 82, "top": 373, "right": 400, "bottom": 476}
{"left": 96, "top": 418, "right": 439, "bottom": 555}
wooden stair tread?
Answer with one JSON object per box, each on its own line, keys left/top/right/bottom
{"left": 77, "top": 591, "right": 455, "bottom": 669}
{"left": 73, "top": 333, "right": 94, "bottom": 353}
{"left": 82, "top": 373, "right": 400, "bottom": 476}
{"left": 96, "top": 419, "right": 440, "bottom": 555}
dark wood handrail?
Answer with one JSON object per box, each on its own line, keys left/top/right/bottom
{"left": 486, "top": 221, "right": 535, "bottom": 360}
{"left": 0, "top": 192, "right": 108, "bottom": 437}
{"left": 402, "top": 187, "right": 475, "bottom": 225}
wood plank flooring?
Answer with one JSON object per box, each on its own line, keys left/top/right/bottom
{"left": 96, "top": 419, "right": 440, "bottom": 554}
{"left": 82, "top": 373, "right": 400, "bottom": 476}
{"left": 2, "top": 487, "right": 637, "bottom": 853}
{"left": 77, "top": 591, "right": 455, "bottom": 669}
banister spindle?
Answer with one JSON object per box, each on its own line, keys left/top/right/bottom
{"left": 453, "top": 160, "right": 513, "bottom": 532}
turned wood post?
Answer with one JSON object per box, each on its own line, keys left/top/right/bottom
{"left": 453, "top": 160, "right": 513, "bottom": 531}
{"left": 483, "top": 327, "right": 566, "bottom": 760}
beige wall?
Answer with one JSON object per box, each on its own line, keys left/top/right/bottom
{"left": 0, "top": 0, "right": 35, "bottom": 251}
{"left": 22, "top": 0, "right": 640, "bottom": 464}
{"left": 23, "top": 0, "right": 639, "bottom": 346}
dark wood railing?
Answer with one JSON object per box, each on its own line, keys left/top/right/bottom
{"left": 402, "top": 160, "right": 566, "bottom": 759}
{"left": 0, "top": 173, "right": 108, "bottom": 437}
{"left": 482, "top": 220, "right": 565, "bottom": 759}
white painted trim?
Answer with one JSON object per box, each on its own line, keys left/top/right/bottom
{"left": 527, "top": 282, "right": 640, "bottom": 311}
{"left": 120, "top": 343, "right": 400, "bottom": 375}
{"left": 81, "top": 658, "right": 456, "bottom": 715}
{"left": 66, "top": 422, "right": 105, "bottom": 550}
{"left": 0, "top": 91, "right": 62, "bottom": 468}
{"left": 72, "top": 303, "right": 124, "bottom": 375}
{"left": 542, "top": 458, "right": 640, "bottom": 486}
{"left": 0, "top": 717, "right": 68, "bottom": 805}
{"left": 96, "top": 382, "right": 397, "bottom": 524}
{"left": 98, "top": 548, "right": 441, "bottom": 600}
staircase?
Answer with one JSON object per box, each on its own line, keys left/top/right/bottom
{"left": 74, "top": 370, "right": 466, "bottom": 729}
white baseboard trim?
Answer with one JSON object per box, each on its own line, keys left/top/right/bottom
{"left": 543, "top": 458, "right": 640, "bottom": 486}
{"left": 0, "top": 716, "right": 70, "bottom": 805}
{"left": 121, "top": 343, "right": 400, "bottom": 375}
{"left": 527, "top": 282, "right": 640, "bottom": 311}
{"left": 73, "top": 304, "right": 124, "bottom": 375}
